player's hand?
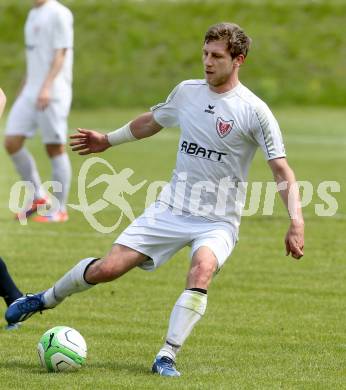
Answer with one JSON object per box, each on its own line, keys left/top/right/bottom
{"left": 285, "top": 221, "right": 304, "bottom": 259}
{"left": 70, "top": 128, "right": 111, "bottom": 155}
{"left": 37, "top": 86, "right": 51, "bottom": 110}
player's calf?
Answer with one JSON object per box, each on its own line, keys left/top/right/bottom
{"left": 85, "top": 244, "right": 148, "bottom": 284}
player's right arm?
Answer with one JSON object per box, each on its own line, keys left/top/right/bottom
{"left": 0, "top": 88, "right": 6, "bottom": 118}
{"left": 70, "top": 112, "right": 163, "bottom": 155}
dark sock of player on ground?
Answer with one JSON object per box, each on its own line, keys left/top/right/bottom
{"left": 0, "top": 257, "right": 23, "bottom": 306}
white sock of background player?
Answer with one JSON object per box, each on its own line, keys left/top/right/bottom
{"left": 51, "top": 153, "right": 71, "bottom": 213}
{"left": 11, "top": 147, "right": 45, "bottom": 199}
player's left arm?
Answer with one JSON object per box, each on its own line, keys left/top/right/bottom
{"left": 268, "top": 157, "right": 304, "bottom": 260}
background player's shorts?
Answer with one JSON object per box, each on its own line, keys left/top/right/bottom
{"left": 115, "top": 202, "right": 237, "bottom": 271}
{"left": 5, "top": 93, "right": 71, "bottom": 144}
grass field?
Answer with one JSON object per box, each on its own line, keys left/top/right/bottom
{"left": 2, "top": 1, "right": 346, "bottom": 107}
{"left": 0, "top": 107, "right": 345, "bottom": 389}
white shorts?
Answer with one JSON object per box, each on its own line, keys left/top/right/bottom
{"left": 5, "top": 93, "right": 71, "bottom": 144}
{"left": 115, "top": 202, "right": 237, "bottom": 271}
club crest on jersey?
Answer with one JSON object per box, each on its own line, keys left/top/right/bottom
{"left": 216, "top": 117, "right": 234, "bottom": 138}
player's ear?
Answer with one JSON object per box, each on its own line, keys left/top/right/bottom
{"left": 235, "top": 54, "right": 245, "bottom": 66}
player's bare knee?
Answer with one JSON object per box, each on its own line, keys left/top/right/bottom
{"left": 4, "top": 136, "right": 23, "bottom": 154}
{"left": 189, "top": 261, "right": 215, "bottom": 288}
{"left": 46, "top": 144, "right": 65, "bottom": 158}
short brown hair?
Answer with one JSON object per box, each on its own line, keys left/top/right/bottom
{"left": 204, "top": 22, "right": 251, "bottom": 59}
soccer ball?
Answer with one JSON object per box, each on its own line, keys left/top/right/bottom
{"left": 37, "top": 326, "right": 87, "bottom": 372}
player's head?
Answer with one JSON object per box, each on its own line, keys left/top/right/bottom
{"left": 203, "top": 23, "right": 251, "bottom": 90}
{"left": 204, "top": 22, "right": 251, "bottom": 60}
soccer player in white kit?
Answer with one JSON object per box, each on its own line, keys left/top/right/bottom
{"left": 5, "top": 23, "right": 305, "bottom": 376}
{"left": 4, "top": 0, "right": 73, "bottom": 222}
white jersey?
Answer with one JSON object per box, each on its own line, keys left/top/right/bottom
{"left": 22, "top": 0, "right": 73, "bottom": 100}
{"left": 151, "top": 80, "right": 286, "bottom": 232}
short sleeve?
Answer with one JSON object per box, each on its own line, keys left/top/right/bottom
{"left": 150, "top": 83, "right": 181, "bottom": 128}
{"left": 53, "top": 10, "right": 73, "bottom": 49}
{"left": 251, "top": 103, "right": 286, "bottom": 160}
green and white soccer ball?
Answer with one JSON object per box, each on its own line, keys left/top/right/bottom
{"left": 37, "top": 326, "right": 87, "bottom": 372}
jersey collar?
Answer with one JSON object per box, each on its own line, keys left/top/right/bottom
{"left": 207, "top": 82, "right": 243, "bottom": 99}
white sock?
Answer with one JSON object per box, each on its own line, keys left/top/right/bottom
{"left": 11, "top": 147, "right": 44, "bottom": 199}
{"left": 51, "top": 153, "right": 71, "bottom": 212}
{"left": 157, "top": 289, "right": 207, "bottom": 361}
{"left": 43, "top": 257, "right": 98, "bottom": 308}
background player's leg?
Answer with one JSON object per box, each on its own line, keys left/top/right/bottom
{"left": 0, "top": 257, "right": 22, "bottom": 306}
{"left": 46, "top": 144, "right": 71, "bottom": 214}
{"left": 4, "top": 95, "right": 46, "bottom": 204}
{"left": 156, "top": 246, "right": 217, "bottom": 363}
{"left": 33, "top": 144, "right": 71, "bottom": 222}
{"left": 4, "top": 136, "right": 45, "bottom": 200}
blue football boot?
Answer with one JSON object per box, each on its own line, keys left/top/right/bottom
{"left": 152, "top": 356, "right": 181, "bottom": 377}
{"left": 5, "top": 292, "right": 46, "bottom": 325}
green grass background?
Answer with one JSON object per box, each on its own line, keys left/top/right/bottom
{"left": 0, "top": 0, "right": 346, "bottom": 107}
{"left": 0, "top": 106, "right": 345, "bottom": 389}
